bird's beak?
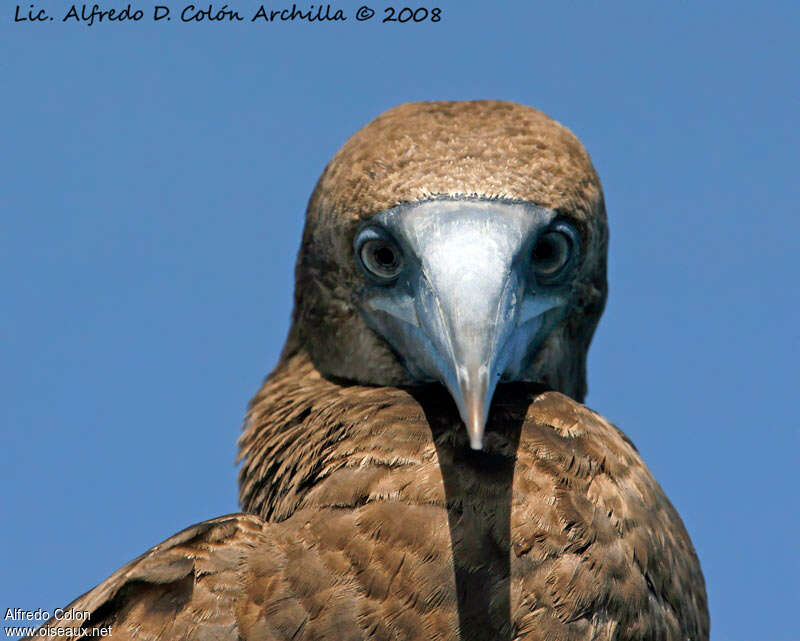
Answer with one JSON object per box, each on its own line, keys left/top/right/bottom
{"left": 411, "top": 231, "right": 523, "bottom": 450}
{"left": 361, "top": 201, "right": 563, "bottom": 450}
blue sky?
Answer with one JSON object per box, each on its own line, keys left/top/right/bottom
{"left": 2, "top": 2, "right": 798, "bottom": 639}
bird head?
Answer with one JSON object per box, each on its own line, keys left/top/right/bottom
{"left": 283, "top": 101, "right": 607, "bottom": 449}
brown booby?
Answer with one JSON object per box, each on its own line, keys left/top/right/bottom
{"left": 29, "top": 101, "right": 709, "bottom": 641}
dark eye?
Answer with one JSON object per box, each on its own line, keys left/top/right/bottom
{"left": 359, "top": 238, "right": 403, "bottom": 281}
{"left": 531, "top": 230, "right": 573, "bottom": 280}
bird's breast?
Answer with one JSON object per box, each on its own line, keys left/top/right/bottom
{"left": 237, "top": 354, "right": 707, "bottom": 640}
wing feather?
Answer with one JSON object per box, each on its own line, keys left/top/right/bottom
{"left": 27, "top": 514, "right": 264, "bottom": 641}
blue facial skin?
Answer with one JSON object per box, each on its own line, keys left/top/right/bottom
{"left": 353, "top": 198, "right": 580, "bottom": 449}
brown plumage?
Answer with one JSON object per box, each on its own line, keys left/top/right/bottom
{"left": 29, "top": 101, "right": 708, "bottom": 641}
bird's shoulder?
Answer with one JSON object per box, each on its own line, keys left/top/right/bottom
{"left": 509, "top": 391, "right": 709, "bottom": 640}
{"left": 28, "top": 514, "right": 266, "bottom": 641}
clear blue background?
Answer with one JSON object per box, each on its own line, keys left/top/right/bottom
{"left": 2, "top": 2, "right": 798, "bottom": 639}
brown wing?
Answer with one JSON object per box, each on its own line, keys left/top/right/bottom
{"left": 508, "top": 391, "right": 709, "bottom": 641}
{"left": 26, "top": 514, "right": 264, "bottom": 641}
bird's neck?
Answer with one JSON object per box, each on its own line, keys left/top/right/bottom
{"left": 237, "top": 350, "right": 539, "bottom": 523}
{"left": 237, "top": 350, "right": 440, "bottom": 521}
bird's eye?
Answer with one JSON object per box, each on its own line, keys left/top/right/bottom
{"left": 531, "top": 229, "right": 574, "bottom": 281}
{"left": 358, "top": 238, "right": 404, "bottom": 282}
